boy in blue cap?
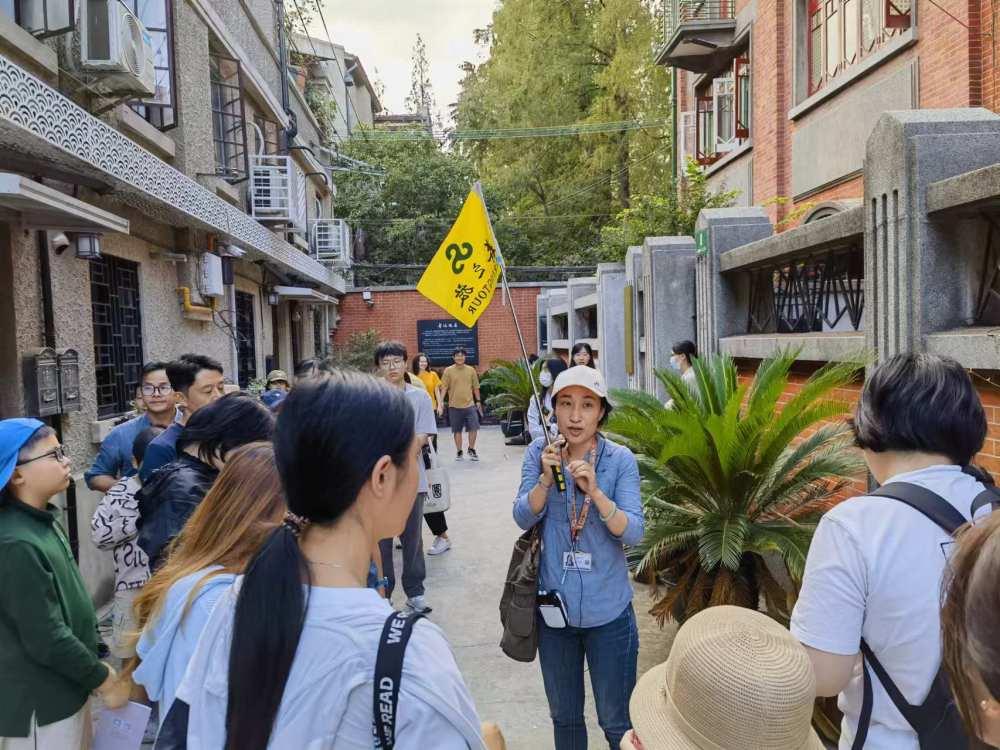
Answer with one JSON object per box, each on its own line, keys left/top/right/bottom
{"left": 0, "top": 418, "right": 127, "bottom": 748}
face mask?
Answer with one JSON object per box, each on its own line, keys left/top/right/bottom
{"left": 539, "top": 371, "right": 554, "bottom": 388}
{"left": 669, "top": 356, "right": 683, "bottom": 372}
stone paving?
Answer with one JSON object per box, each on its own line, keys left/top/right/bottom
{"left": 399, "top": 426, "right": 678, "bottom": 750}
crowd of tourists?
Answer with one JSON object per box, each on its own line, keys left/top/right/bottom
{"left": 0, "top": 342, "right": 998, "bottom": 749}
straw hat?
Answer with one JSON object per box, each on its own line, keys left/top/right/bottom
{"left": 629, "top": 606, "right": 823, "bottom": 750}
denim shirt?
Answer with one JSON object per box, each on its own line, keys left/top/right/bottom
{"left": 513, "top": 435, "right": 644, "bottom": 628}
{"left": 85, "top": 413, "right": 152, "bottom": 486}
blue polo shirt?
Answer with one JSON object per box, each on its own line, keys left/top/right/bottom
{"left": 85, "top": 413, "right": 153, "bottom": 487}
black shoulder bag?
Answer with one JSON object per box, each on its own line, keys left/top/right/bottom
{"left": 849, "top": 482, "right": 976, "bottom": 750}
{"left": 373, "top": 609, "right": 426, "bottom": 749}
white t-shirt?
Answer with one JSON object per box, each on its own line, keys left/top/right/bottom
{"left": 177, "top": 584, "right": 484, "bottom": 749}
{"left": 790, "top": 465, "right": 987, "bottom": 749}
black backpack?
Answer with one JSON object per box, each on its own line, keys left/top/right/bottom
{"left": 850, "top": 481, "right": 997, "bottom": 749}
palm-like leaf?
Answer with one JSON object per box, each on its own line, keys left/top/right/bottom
{"left": 480, "top": 359, "right": 543, "bottom": 418}
{"left": 606, "top": 349, "right": 864, "bottom": 626}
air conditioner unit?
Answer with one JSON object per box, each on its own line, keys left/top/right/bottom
{"left": 69, "top": 0, "right": 155, "bottom": 97}
{"left": 198, "top": 253, "right": 225, "bottom": 298}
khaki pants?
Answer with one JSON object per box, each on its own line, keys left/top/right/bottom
{"left": 0, "top": 703, "right": 90, "bottom": 750}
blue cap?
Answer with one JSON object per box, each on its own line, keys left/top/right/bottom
{"left": 260, "top": 389, "right": 287, "bottom": 411}
{"left": 0, "top": 418, "right": 46, "bottom": 488}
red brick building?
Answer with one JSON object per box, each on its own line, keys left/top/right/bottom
{"left": 333, "top": 285, "right": 547, "bottom": 372}
{"left": 664, "top": 0, "right": 998, "bottom": 226}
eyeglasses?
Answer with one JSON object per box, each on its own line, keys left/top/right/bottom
{"left": 141, "top": 384, "right": 173, "bottom": 396}
{"left": 380, "top": 358, "right": 406, "bottom": 370}
{"left": 16, "top": 445, "right": 69, "bottom": 466}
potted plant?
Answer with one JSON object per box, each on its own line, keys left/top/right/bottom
{"left": 481, "top": 358, "right": 543, "bottom": 442}
{"left": 606, "top": 350, "right": 863, "bottom": 625}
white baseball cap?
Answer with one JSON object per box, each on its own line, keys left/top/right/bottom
{"left": 551, "top": 365, "right": 608, "bottom": 399}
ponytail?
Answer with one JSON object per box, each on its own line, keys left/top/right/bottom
{"left": 224, "top": 524, "right": 310, "bottom": 750}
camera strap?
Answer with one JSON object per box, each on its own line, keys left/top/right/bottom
{"left": 372, "top": 609, "right": 426, "bottom": 749}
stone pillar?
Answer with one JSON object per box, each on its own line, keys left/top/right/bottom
{"left": 694, "top": 207, "right": 773, "bottom": 356}
{"left": 624, "top": 246, "right": 644, "bottom": 391}
{"left": 596, "top": 263, "right": 627, "bottom": 391}
{"left": 643, "top": 236, "right": 699, "bottom": 400}
{"left": 864, "top": 109, "right": 1000, "bottom": 363}
{"left": 545, "top": 288, "right": 568, "bottom": 354}
{"left": 566, "top": 276, "right": 597, "bottom": 350}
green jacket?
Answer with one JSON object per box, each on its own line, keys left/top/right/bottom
{"left": 0, "top": 498, "right": 108, "bottom": 736}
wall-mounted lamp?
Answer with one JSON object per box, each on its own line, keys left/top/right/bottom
{"left": 362, "top": 287, "right": 374, "bottom": 307}
{"left": 52, "top": 232, "right": 102, "bottom": 260}
{"left": 267, "top": 289, "right": 280, "bottom": 306}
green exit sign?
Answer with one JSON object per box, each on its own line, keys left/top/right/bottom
{"left": 695, "top": 228, "right": 708, "bottom": 256}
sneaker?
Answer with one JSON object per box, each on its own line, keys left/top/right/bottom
{"left": 456, "top": 450, "right": 464, "bottom": 461}
{"left": 406, "top": 595, "right": 433, "bottom": 614}
{"left": 427, "top": 536, "right": 452, "bottom": 556}
{"left": 469, "top": 448, "right": 479, "bottom": 462}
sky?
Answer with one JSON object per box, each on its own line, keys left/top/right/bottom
{"left": 311, "top": 1, "right": 498, "bottom": 122}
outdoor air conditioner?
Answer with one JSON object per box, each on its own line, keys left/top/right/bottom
{"left": 68, "top": 0, "right": 155, "bottom": 97}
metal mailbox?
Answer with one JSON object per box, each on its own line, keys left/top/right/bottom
{"left": 24, "top": 347, "right": 60, "bottom": 417}
{"left": 56, "top": 348, "right": 81, "bottom": 413}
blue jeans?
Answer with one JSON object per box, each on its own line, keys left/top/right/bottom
{"left": 537, "top": 603, "right": 639, "bottom": 750}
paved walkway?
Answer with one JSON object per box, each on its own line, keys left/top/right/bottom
{"left": 402, "top": 426, "right": 677, "bottom": 750}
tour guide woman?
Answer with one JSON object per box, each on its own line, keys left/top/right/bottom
{"left": 513, "top": 365, "right": 644, "bottom": 750}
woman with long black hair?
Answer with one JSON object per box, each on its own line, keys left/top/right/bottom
{"left": 172, "top": 372, "right": 485, "bottom": 749}
{"left": 526, "top": 357, "right": 568, "bottom": 443}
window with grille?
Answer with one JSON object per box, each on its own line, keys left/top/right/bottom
{"left": 210, "top": 52, "right": 249, "bottom": 182}
{"left": 806, "top": 0, "right": 909, "bottom": 96}
{"left": 90, "top": 255, "right": 144, "bottom": 419}
{"left": 2, "top": 0, "right": 74, "bottom": 37}
{"left": 253, "top": 114, "right": 281, "bottom": 155}
{"left": 125, "top": 0, "right": 176, "bottom": 129}
{"left": 235, "top": 291, "right": 257, "bottom": 388}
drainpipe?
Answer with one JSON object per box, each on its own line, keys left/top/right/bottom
{"left": 275, "top": 0, "right": 298, "bottom": 150}
{"left": 37, "top": 230, "right": 79, "bottom": 560}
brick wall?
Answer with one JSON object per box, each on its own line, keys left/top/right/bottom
{"left": 982, "top": 0, "right": 1000, "bottom": 112}
{"left": 333, "top": 286, "right": 542, "bottom": 371}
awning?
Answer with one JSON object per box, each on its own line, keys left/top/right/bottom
{"left": 273, "top": 285, "right": 337, "bottom": 304}
{"left": 0, "top": 173, "right": 129, "bottom": 234}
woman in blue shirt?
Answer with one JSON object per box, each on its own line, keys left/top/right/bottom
{"left": 513, "top": 365, "right": 644, "bottom": 750}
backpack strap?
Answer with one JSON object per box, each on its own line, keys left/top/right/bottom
{"left": 870, "top": 482, "right": 967, "bottom": 535}
{"left": 851, "top": 482, "right": 966, "bottom": 747}
{"left": 373, "top": 610, "right": 426, "bottom": 750}
{"left": 970, "top": 487, "right": 1000, "bottom": 517}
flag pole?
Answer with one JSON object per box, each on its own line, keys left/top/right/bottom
{"left": 474, "top": 182, "right": 565, "bottom": 491}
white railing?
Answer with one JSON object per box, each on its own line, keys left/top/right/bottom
{"left": 250, "top": 154, "right": 307, "bottom": 234}
{"left": 310, "top": 218, "right": 351, "bottom": 263}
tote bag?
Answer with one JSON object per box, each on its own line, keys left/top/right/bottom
{"left": 423, "top": 442, "right": 451, "bottom": 514}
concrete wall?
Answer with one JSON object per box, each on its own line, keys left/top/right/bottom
{"left": 596, "top": 263, "right": 627, "bottom": 391}
{"left": 643, "top": 237, "right": 699, "bottom": 400}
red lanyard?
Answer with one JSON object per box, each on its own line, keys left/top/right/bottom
{"left": 565, "top": 437, "right": 599, "bottom": 544}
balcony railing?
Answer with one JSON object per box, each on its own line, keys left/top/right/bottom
{"left": 311, "top": 218, "right": 351, "bottom": 263}
{"left": 249, "top": 154, "right": 307, "bottom": 234}
{"left": 657, "top": 0, "right": 737, "bottom": 73}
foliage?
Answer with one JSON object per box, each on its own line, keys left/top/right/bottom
{"left": 454, "top": 0, "right": 673, "bottom": 265}
{"left": 328, "top": 329, "right": 380, "bottom": 373}
{"left": 282, "top": 0, "right": 314, "bottom": 38}
{"left": 305, "top": 83, "right": 339, "bottom": 143}
{"left": 247, "top": 376, "right": 269, "bottom": 396}
{"left": 761, "top": 196, "right": 818, "bottom": 229}
{"left": 405, "top": 34, "right": 440, "bottom": 130}
{"left": 596, "top": 160, "right": 740, "bottom": 261}
{"left": 481, "top": 358, "right": 544, "bottom": 419}
{"left": 605, "top": 350, "right": 864, "bottom": 625}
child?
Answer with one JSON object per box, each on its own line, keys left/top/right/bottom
{"left": 91, "top": 426, "right": 163, "bottom": 659}
{"left": 0, "top": 418, "right": 127, "bottom": 748}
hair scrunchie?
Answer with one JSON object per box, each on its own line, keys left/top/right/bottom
{"left": 283, "top": 510, "right": 310, "bottom": 537}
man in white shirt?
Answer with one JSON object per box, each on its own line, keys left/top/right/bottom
{"left": 791, "top": 353, "right": 992, "bottom": 749}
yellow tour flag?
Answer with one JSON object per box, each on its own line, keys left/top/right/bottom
{"left": 417, "top": 189, "right": 503, "bottom": 328}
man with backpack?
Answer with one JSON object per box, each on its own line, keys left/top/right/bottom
{"left": 792, "top": 353, "right": 997, "bottom": 749}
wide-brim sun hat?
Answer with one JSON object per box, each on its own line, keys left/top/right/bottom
{"left": 630, "top": 605, "right": 824, "bottom": 750}
{"left": 552, "top": 365, "right": 607, "bottom": 400}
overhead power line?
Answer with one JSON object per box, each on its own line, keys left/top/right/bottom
{"left": 353, "top": 118, "right": 671, "bottom": 142}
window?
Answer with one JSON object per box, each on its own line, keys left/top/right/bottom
{"left": 90, "top": 255, "right": 144, "bottom": 418}
{"left": 124, "top": 0, "right": 175, "bottom": 129}
{"left": 210, "top": 52, "right": 249, "bottom": 182}
{"left": 694, "top": 53, "right": 751, "bottom": 166}
{"left": 235, "top": 291, "right": 257, "bottom": 388}
{"left": 253, "top": 114, "right": 281, "bottom": 155}
{"left": 678, "top": 111, "right": 697, "bottom": 167}
{"left": 3, "top": 0, "right": 74, "bottom": 37}
{"left": 807, "top": 0, "right": 909, "bottom": 95}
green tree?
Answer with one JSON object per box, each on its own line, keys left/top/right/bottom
{"left": 405, "top": 34, "right": 439, "bottom": 130}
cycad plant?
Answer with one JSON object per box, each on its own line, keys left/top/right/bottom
{"left": 481, "top": 358, "right": 544, "bottom": 419}
{"left": 607, "top": 350, "right": 863, "bottom": 625}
